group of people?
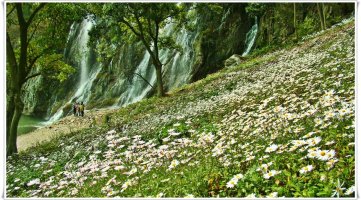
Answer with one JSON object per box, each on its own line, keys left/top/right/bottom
{"left": 73, "top": 102, "right": 85, "bottom": 117}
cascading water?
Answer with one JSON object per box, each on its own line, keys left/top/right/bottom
{"left": 162, "top": 23, "right": 199, "bottom": 90}
{"left": 113, "top": 21, "right": 199, "bottom": 107}
{"left": 45, "top": 9, "right": 253, "bottom": 123}
{"left": 119, "top": 51, "right": 156, "bottom": 105}
{"left": 217, "top": 8, "right": 231, "bottom": 31}
{"left": 46, "top": 18, "right": 101, "bottom": 123}
{"left": 242, "top": 17, "right": 258, "bottom": 56}
{"left": 67, "top": 19, "right": 98, "bottom": 103}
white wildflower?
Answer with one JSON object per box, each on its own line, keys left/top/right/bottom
{"left": 306, "top": 136, "right": 322, "bottom": 146}
{"left": 27, "top": 178, "right": 40, "bottom": 186}
{"left": 265, "top": 144, "right": 278, "bottom": 153}
{"left": 107, "top": 130, "right": 116, "bottom": 134}
{"left": 121, "top": 180, "right": 132, "bottom": 192}
{"left": 226, "top": 178, "right": 238, "bottom": 188}
{"left": 168, "top": 159, "right": 180, "bottom": 170}
{"left": 124, "top": 167, "right": 137, "bottom": 176}
{"left": 316, "top": 149, "right": 334, "bottom": 161}
{"left": 156, "top": 192, "right": 164, "bottom": 198}
{"left": 266, "top": 192, "right": 278, "bottom": 198}
{"left": 325, "top": 140, "right": 335, "bottom": 145}
{"left": 332, "top": 179, "right": 346, "bottom": 198}
{"left": 263, "top": 170, "right": 280, "bottom": 179}
{"left": 245, "top": 193, "right": 257, "bottom": 198}
{"left": 115, "top": 165, "right": 125, "bottom": 171}
{"left": 345, "top": 185, "right": 355, "bottom": 195}
{"left": 299, "top": 165, "right": 314, "bottom": 174}
{"left": 234, "top": 173, "right": 244, "bottom": 180}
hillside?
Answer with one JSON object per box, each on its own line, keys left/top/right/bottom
{"left": 6, "top": 19, "right": 355, "bottom": 198}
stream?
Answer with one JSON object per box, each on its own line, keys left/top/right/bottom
{"left": 17, "top": 115, "right": 46, "bottom": 135}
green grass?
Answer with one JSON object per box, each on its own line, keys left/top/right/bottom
{"left": 6, "top": 20, "right": 355, "bottom": 198}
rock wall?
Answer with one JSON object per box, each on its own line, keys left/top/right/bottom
{"left": 22, "top": 4, "right": 253, "bottom": 120}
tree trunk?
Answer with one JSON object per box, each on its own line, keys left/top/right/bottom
{"left": 154, "top": 64, "right": 165, "bottom": 97}
{"left": 7, "top": 63, "right": 23, "bottom": 156}
{"left": 6, "top": 3, "right": 28, "bottom": 156}
{"left": 6, "top": 32, "right": 17, "bottom": 146}
{"left": 7, "top": 94, "right": 23, "bottom": 155}
{"left": 6, "top": 3, "right": 47, "bottom": 156}
{"left": 267, "top": 18, "right": 271, "bottom": 45}
{"left": 6, "top": 94, "right": 15, "bottom": 146}
{"left": 317, "top": 3, "right": 325, "bottom": 30}
{"left": 322, "top": 3, "right": 327, "bottom": 29}
{"left": 268, "top": 17, "right": 273, "bottom": 45}
{"left": 293, "top": 3, "right": 297, "bottom": 39}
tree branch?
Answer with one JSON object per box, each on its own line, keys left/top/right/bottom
{"left": 26, "top": 3, "right": 46, "bottom": 27}
{"left": 133, "top": 10, "right": 147, "bottom": 41}
{"left": 26, "top": 43, "right": 54, "bottom": 74}
{"left": 134, "top": 72, "right": 154, "bottom": 89}
{"left": 27, "top": 19, "right": 41, "bottom": 45}
{"left": 147, "top": 17, "right": 155, "bottom": 41}
{"left": 121, "top": 18, "right": 157, "bottom": 66}
{"left": 25, "top": 72, "right": 41, "bottom": 82}
{"left": 6, "top": 32, "right": 18, "bottom": 69}
{"left": 132, "top": 7, "right": 153, "bottom": 50}
{"left": 154, "top": 21, "right": 160, "bottom": 60}
{"left": 16, "top": 4, "right": 26, "bottom": 28}
{"left": 7, "top": 5, "right": 16, "bottom": 17}
{"left": 121, "top": 18, "right": 141, "bottom": 37}
{"left": 121, "top": 6, "right": 159, "bottom": 69}
{"left": 24, "top": 56, "right": 62, "bottom": 84}
{"left": 162, "top": 51, "right": 178, "bottom": 67}
{"left": 27, "top": 53, "right": 43, "bottom": 74}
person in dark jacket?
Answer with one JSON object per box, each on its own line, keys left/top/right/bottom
{"left": 79, "top": 102, "right": 85, "bottom": 117}
{"left": 73, "top": 102, "right": 78, "bottom": 116}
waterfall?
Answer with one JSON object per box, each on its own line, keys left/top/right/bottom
{"left": 163, "top": 24, "right": 198, "bottom": 90}
{"left": 113, "top": 21, "right": 199, "bottom": 107}
{"left": 68, "top": 19, "right": 95, "bottom": 103}
{"left": 242, "top": 17, "right": 258, "bottom": 56}
{"left": 217, "top": 8, "right": 231, "bottom": 31}
{"left": 119, "top": 51, "right": 156, "bottom": 106}
{"left": 46, "top": 18, "right": 101, "bottom": 123}
{"left": 45, "top": 10, "right": 251, "bottom": 122}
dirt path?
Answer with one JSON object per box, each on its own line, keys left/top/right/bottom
{"left": 17, "top": 108, "right": 115, "bottom": 152}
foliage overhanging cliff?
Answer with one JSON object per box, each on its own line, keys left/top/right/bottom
{"left": 20, "top": 3, "right": 354, "bottom": 120}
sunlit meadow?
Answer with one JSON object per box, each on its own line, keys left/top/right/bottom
{"left": 6, "top": 18, "right": 355, "bottom": 198}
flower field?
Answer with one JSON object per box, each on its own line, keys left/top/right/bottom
{"left": 6, "top": 19, "right": 355, "bottom": 198}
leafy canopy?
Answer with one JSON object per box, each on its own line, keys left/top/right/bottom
{"left": 7, "top": 3, "right": 87, "bottom": 83}
{"left": 88, "top": 3, "right": 185, "bottom": 64}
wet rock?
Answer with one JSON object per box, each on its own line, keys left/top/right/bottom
{"left": 224, "top": 54, "right": 246, "bottom": 68}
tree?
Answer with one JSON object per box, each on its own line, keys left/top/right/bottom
{"left": 93, "top": 3, "right": 184, "bottom": 97}
{"left": 317, "top": 3, "right": 326, "bottom": 30}
{"left": 322, "top": 4, "right": 327, "bottom": 29}
{"left": 294, "top": 3, "right": 297, "bottom": 39}
{"left": 6, "top": 3, "right": 85, "bottom": 155}
{"left": 245, "top": 3, "right": 266, "bottom": 18}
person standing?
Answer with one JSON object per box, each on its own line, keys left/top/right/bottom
{"left": 79, "top": 102, "right": 85, "bottom": 117}
{"left": 73, "top": 102, "right": 78, "bottom": 116}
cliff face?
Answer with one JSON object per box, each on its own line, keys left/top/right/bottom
{"left": 21, "top": 3, "right": 354, "bottom": 121}
{"left": 22, "top": 4, "right": 253, "bottom": 120}
{"left": 192, "top": 4, "right": 251, "bottom": 81}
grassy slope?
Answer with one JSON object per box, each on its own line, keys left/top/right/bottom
{"left": 6, "top": 19, "right": 355, "bottom": 198}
